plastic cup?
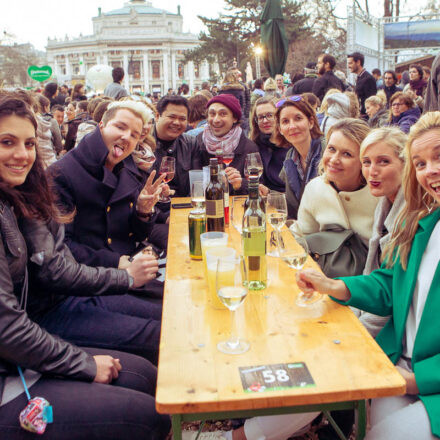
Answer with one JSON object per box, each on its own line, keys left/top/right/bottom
{"left": 206, "top": 247, "right": 236, "bottom": 309}
{"left": 200, "top": 231, "right": 228, "bottom": 280}
{"left": 189, "top": 170, "right": 204, "bottom": 192}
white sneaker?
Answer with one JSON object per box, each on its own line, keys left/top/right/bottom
{"left": 181, "top": 430, "right": 229, "bottom": 440}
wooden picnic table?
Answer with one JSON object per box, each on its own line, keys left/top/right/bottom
{"left": 156, "top": 198, "right": 406, "bottom": 440}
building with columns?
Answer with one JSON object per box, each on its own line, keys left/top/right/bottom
{"left": 46, "top": 0, "right": 213, "bottom": 95}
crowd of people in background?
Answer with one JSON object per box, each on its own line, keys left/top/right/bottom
{"left": 0, "top": 49, "right": 439, "bottom": 439}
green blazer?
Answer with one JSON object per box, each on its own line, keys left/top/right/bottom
{"left": 334, "top": 208, "right": 440, "bottom": 438}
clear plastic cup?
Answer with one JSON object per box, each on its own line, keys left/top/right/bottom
{"left": 206, "top": 247, "right": 236, "bottom": 309}
{"left": 200, "top": 231, "right": 228, "bottom": 281}
{"left": 189, "top": 170, "right": 204, "bottom": 192}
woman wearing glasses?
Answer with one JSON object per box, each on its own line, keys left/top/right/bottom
{"left": 388, "top": 92, "right": 421, "bottom": 134}
{"left": 249, "top": 97, "right": 287, "bottom": 193}
{"left": 273, "top": 96, "right": 323, "bottom": 218}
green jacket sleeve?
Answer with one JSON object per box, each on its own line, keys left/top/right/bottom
{"left": 330, "top": 266, "right": 395, "bottom": 317}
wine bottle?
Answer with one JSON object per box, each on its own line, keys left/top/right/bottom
{"left": 205, "top": 158, "right": 225, "bottom": 232}
{"left": 242, "top": 176, "right": 267, "bottom": 290}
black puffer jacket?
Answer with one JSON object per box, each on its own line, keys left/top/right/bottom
{"left": 0, "top": 202, "right": 123, "bottom": 402}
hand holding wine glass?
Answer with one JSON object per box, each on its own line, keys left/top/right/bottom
{"left": 279, "top": 222, "right": 323, "bottom": 306}
{"left": 159, "top": 156, "right": 176, "bottom": 202}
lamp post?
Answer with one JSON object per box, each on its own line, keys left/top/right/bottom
{"left": 254, "top": 46, "right": 263, "bottom": 79}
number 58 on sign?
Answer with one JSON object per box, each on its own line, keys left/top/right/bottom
{"left": 239, "top": 362, "right": 315, "bottom": 393}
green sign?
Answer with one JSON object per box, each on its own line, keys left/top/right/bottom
{"left": 27, "top": 65, "right": 52, "bottom": 82}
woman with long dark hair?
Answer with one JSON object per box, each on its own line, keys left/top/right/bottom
{"left": 0, "top": 96, "right": 170, "bottom": 439}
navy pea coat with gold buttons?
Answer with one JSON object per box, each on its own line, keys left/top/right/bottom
{"left": 48, "top": 128, "right": 155, "bottom": 268}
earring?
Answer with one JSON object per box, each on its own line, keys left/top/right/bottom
{"left": 422, "top": 191, "right": 436, "bottom": 214}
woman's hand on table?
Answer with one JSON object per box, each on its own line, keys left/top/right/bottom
{"left": 225, "top": 166, "right": 242, "bottom": 190}
{"left": 396, "top": 366, "right": 419, "bottom": 395}
{"left": 296, "top": 268, "right": 351, "bottom": 301}
{"left": 126, "top": 253, "right": 159, "bottom": 287}
{"left": 93, "top": 355, "right": 122, "bottom": 384}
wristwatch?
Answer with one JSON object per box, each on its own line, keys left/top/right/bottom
{"left": 127, "top": 274, "right": 134, "bottom": 289}
{"left": 136, "top": 206, "right": 155, "bottom": 219}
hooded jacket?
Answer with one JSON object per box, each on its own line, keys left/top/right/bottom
{"left": 36, "top": 115, "right": 57, "bottom": 168}
{"left": 320, "top": 93, "right": 351, "bottom": 136}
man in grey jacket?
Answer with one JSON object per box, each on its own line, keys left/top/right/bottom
{"left": 104, "top": 66, "right": 129, "bottom": 100}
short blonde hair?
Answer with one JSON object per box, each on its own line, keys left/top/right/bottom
{"left": 103, "top": 100, "right": 153, "bottom": 125}
{"left": 365, "top": 94, "right": 386, "bottom": 109}
{"left": 360, "top": 126, "right": 407, "bottom": 160}
{"left": 264, "top": 77, "right": 277, "bottom": 91}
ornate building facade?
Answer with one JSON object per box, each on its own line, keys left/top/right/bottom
{"left": 46, "top": 0, "right": 212, "bottom": 94}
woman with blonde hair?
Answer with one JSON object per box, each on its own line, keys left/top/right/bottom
{"left": 294, "top": 118, "right": 377, "bottom": 276}
{"left": 298, "top": 111, "right": 440, "bottom": 439}
{"left": 263, "top": 77, "right": 280, "bottom": 99}
{"left": 219, "top": 71, "right": 245, "bottom": 112}
{"left": 358, "top": 126, "right": 407, "bottom": 336}
{"left": 365, "top": 94, "right": 388, "bottom": 128}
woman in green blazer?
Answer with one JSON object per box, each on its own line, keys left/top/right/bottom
{"left": 297, "top": 111, "right": 440, "bottom": 439}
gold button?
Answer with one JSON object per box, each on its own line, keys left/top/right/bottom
{"left": 345, "top": 196, "right": 350, "bottom": 201}
{"left": 129, "top": 232, "right": 133, "bottom": 237}
{"left": 106, "top": 206, "right": 111, "bottom": 212}
{"left": 107, "top": 238, "right": 112, "bottom": 244}
{"left": 129, "top": 202, "right": 134, "bottom": 208}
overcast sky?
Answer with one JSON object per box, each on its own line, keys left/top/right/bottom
{"left": 0, "top": 0, "right": 422, "bottom": 52}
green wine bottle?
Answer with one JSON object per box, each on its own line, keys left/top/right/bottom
{"left": 242, "top": 176, "right": 267, "bottom": 290}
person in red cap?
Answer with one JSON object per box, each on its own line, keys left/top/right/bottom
{"left": 195, "top": 94, "right": 258, "bottom": 194}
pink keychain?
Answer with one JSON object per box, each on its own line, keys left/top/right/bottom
{"left": 17, "top": 366, "right": 53, "bottom": 434}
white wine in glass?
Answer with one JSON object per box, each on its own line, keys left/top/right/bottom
{"left": 216, "top": 255, "right": 250, "bottom": 355}
{"left": 267, "top": 192, "right": 287, "bottom": 257}
{"left": 280, "top": 222, "right": 323, "bottom": 307}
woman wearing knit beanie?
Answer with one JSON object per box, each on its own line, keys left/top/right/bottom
{"left": 195, "top": 94, "right": 258, "bottom": 194}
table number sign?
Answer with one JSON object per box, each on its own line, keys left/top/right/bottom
{"left": 239, "top": 362, "right": 315, "bottom": 393}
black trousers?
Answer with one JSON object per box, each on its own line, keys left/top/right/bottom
{"left": 0, "top": 348, "right": 170, "bottom": 439}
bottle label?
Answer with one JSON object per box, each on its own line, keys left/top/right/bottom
{"left": 206, "top": 199, "right": 224, "bottom": 218}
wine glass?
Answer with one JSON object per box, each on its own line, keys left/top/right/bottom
{"left": 244, "top": 152, "right": 263, "bottom": 180}
{"left": 279, "top": 222, "right": 323, "bottom": 307}
{"left": 266, "top": 192, "right": 287, "bottom": 257}
{"left": 159, "top": 156, "right": 175, "bottom": 202}
{"left": 216, "top": 255, "right": 249, "bottom": 354}
{"left": 222, "top": 152, "right": 235, "bottom": 167}
{"left": 230, "top": 196, "right": 247, "bottom": 234}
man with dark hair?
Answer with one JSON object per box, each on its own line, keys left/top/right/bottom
{"left": 312, "top": 54, "right": 345, "bottom": 101}
{"left": 152, "top": 95, "right": 201, "bottom": 196}
{"left": 104, "top": 66, "right": 129, "bottom": 100}
{"left": 347, "top": 51, "right": 377, "bottom": 117}
{"left": 286, "top": 62, "right": 317, "bottom": 95}
{"left": 55, "top": 84, "right": 69, "bottom": 106}
{"left": 372, "top": 68, "right": 383, "bottom": 88}
{"left": 381, "top": 70, "right": 402, "bottom": 107}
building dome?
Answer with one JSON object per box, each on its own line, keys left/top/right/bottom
{"left": 104, "top": 1, "right": 176, "bottom": 17}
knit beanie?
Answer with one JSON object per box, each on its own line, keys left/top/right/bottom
{"left": 207, "top": 94, "right": 242, "bottom": 120}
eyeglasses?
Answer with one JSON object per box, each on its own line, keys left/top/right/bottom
{"left": 275, "top": 95, "right": 303, "bottom": 108}
{"left": 256, "top": 113, "right": 275, "bottom": 122}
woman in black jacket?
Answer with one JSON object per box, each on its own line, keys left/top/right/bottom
{"left": 249, "top": 96, "right": 287, "bottom": 193}
{"left": 0, "top": 96, "right": 170, "bottom": 439}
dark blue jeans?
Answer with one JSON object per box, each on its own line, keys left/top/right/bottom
{"left": 37, "top": 295, "right": 162, "bottom": 364}
{"left": 0, "top": 348, "right": 170, "bottom": 439}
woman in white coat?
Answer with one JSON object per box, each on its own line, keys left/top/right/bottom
{"left": 295, "top": 118, "right": 377, "bottom": 252}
